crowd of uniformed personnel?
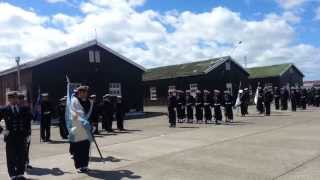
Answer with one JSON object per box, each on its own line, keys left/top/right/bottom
{"left": 167, "top": 85, "right": 320, "bottom": 128}
{"left": 0, "top": 87, "right": 128, "bottom": 179}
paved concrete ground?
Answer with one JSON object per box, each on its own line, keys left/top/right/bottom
{"left": 1, "top": 106, "right": 320, "bottom": 180}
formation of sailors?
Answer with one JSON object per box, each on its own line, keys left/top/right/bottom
{"left": 167, "top": 85, "right": 320, "bottom": 128}
{"left": 168, "top": 89, "right": 234, "bottom": 128}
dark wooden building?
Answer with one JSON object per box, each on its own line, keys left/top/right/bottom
{"left": 0, "top": 40, "right": 145, "bottom": 112}
{"left": 247, "top": 63, "right": 304, "bottom": 90}
{"left": 143, "top": 56, "right": 249, "bottom": 106}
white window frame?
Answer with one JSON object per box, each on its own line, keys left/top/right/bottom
{"left": 168, "top": 85, "right": 176, "bottom": 96}
{"left": 109, "top": 83, "right": 121, "bottom": 96}
{"left": 226, "top": 83, "right": 232, "bottom": 94}
{"left": 95, "top": 50, "right": 101, "bottom": 63}
{"left": 189, "top": 83, "right": 198, "bottom": 97}
{"left": 150, "top": 87, "right": 157, "bottom": 101}
{"left": 226, "top": 61, "right": 231, "bottom": 71}
{"left": 89, "top": 50, "right": 94, "bottom": 63}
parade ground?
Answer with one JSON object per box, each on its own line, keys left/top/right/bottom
{"left": 1, "top": 106, "right": 320, "bottom": 180}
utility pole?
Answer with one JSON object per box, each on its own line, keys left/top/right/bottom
{"left": 15, "top": 56, "right": 21, "bottom": 91}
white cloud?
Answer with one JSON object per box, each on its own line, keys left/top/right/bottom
{"left": 0, "top": 1, "right": 319, "bottom": 80}
{"left": 276, "top": 0, "right": 307, "bottom": 9}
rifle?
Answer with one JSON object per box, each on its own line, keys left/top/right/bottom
{"left": 91, "top": 133, "right": 104, "bottom": 163}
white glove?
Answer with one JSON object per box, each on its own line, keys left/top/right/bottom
{"left": 3, "top": 130, "right": 9, "bottom": 136}
{"left": 27, "top": 136, "right": 31, "bottom": 143}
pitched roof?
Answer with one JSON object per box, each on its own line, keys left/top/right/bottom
{"left": 0, "top": 40, "right": 145, "bottom": 77}
{"left": 143, "top": 56, "right": 248, "bottom": 81}
{"left": 246, "top": 63, "right": 304, "bottom": 79}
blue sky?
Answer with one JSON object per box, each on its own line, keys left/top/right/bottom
{"left": 0, "top": 0, "right": 320, "bottom": 79}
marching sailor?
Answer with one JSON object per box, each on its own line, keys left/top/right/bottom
{"left": 223, "top": 90, "right": 234, "bottom": 122}
{"left": 17, "top": 92, "right": 33, "bottom": 170}
{"left": 0, "top": 91, "right": 31, "bottom": 180}
{"left": 291, "top": 87, "right": 297, "bottom": 112}
{"left": 101, "top": 94, "right": 115, "bottom": 133}
{"left": 239, "top": 90, "right": 246, "bottom": 117}
{"left": 115, "top": 96, "right": 126, "bottom": 131}
{"left": 40, "top": 93, "right": 53, "bottom": 142}
{"left": 185, "top": 90, "right": 195, "bottom": 123}
{"left": 195, "top": 90, "right": 204, "bottom": 124}
{"left": 213, "top": 90, "right": 222, "bottom": 124}
{"left": 69, "top": 86, "right": 93, "bottom": 173}
{"left": 203, "top": 90, "right": 212, "bottom": 124}
{"left": 280, "top": 87, "right": 289, "bottom": 110}
{"left": 176, "top": 91, "right": 186, "bottom": 123}
{"left": 300, "top": 88, "right": 307, "bottom": 110}
{"left": 274, "top": 87, "right": 280, "bottom": 110}
{"left": 256, "top": 87, "right": 265, "bottom": 114}
{"left": 168, "top": 90, "right": 177, "bottom": 128}
{"left": 243, "top": 88, "right": 250, "bottom": 115}
{"left": 263, "top": 87, "right": 273, "bottom": 116}
{"left": 58, "top": 97, "right": 69, "bottom": 139}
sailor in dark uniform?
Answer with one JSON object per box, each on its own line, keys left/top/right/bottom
{"left": 89, "top": 95, "right": 100, "bottom": 134}
{"left": 168, "top": 90, "right": 177, "bottom": 128}
{"left": 281, "top": 87, "right": 289, "bottom": 110}
{"left": 195, "top": 90, "right": 203, "bottom": 123}
{"left": 0, "top": 91, "right": 30, "bottom": 180}
{"left": 274, "top": 87, "right": 280, "bottom": 110}
{"left": 256, "top": 87, "right": 265, "bottom": 114}
{"left": 223, "top": 90, "right": 234, "bottom": 123}
{"left": 203, "top": 90, "right": 212, "bottom": 124}
{"left": 243, "top": 88, "right": 250, "bottom": 115}
{"left": 101, "top": 94, "right": 115, "bottom": 132}
{"left": 115, "top": 96, "right": 126, "bottom": 131}
{"left": 17, "top": 92, "right": 34, "bottom": 170}
{"left": 176, "top": 91, "right": 186, "bottom": 123}
{"left": 296, "top": 88, "right": 302, "bottom": 108}
{"left": 213, "top": 90, "right": 222, "bottom": 124}
{"left": 239, "top": 90, "right": 246, "bottom": 117}
{"left": 300, "top": 88, "right": 307, "bottom": 110}
{"left": 185, "top": 90, "right": 195, "bottom": 123}
{"left": 291, "top": 87, "right": 297, "bottom": 112}
{"left": 263, "top": 87, "right": 273, "bottom": 116}
{"left": 40, "top": 93, "right": 53, "bottom": 142}
{"left": 315, "top": 89, "right": 320, "bottom": 107}
{"left": 58, "top": 97, "right": 69, "bottom": 139}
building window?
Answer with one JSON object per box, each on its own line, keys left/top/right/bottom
{"left": 89, "top": 50, "right": 94, "bottom": 63}
{"left": 150, "top": 87, "right": 157, "bottom": 101}
{"left": 168, "top": 85, "right": 176, "bottom": 91}
{"left": 226, "top": 61, "right": 231, "bottom": 71}
{"left": 289, "top": 68, "right": 294, "bottom": 74}
{"left": 190, "top": 83, "right": 198, "bottom": 97}
{"left": 109, "top": 83, "right": 121, "bottom": 96}
{"left": 226, "top": 83, "right": 232, "bottom": 94}
{"left": 95, "top": 50, "right": 101, "bottom": 63}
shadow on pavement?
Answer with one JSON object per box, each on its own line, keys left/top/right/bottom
{"left": 48, "top": 140, "right": 69, "bottom": 144}
{"left": 85, "top": 169, "right": 141, "bottom": 180}
{"left": 90, "top": 156, "right": 128, "bottom": 163}
{"left": 178, "top": 126, "right": 200, "bottom": 129}
{"left": 27, "top": 167, "right": 69, "bottom": 176}
{"left": 125, "top": 112, "right": 166, "bottom": 120}
{"left": 227, "top": 121, "right": 255, "bottom": 126}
